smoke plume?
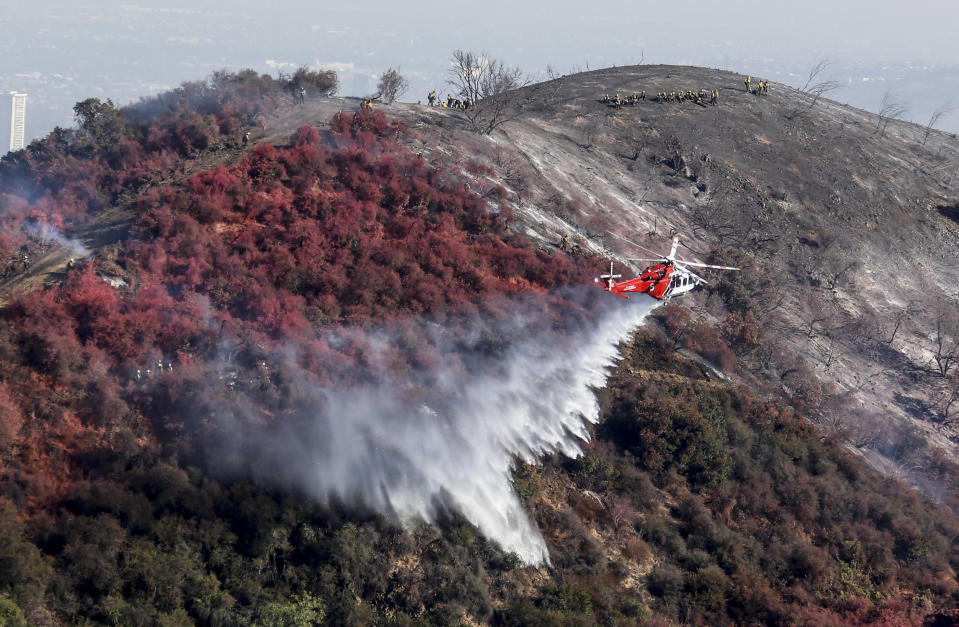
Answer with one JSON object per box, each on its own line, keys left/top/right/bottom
{"left": 24, "top": 221, "right": 92, "bottom": 259}
{"left": 229, "top": 290, "right": 657, "bottom": 565}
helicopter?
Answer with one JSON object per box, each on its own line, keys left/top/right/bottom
{"left": 595, "top": 234, "right": 740, "bottom": 301}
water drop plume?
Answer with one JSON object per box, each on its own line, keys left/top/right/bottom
{"left": 246, "top": 289, "right": 658, "bottom": 564}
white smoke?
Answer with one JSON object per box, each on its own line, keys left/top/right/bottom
{"left": 24, "top": 221, "right": 92, "bottom": 259}
{"left": 230, "top": 290, "right": 657, "bottom": 565}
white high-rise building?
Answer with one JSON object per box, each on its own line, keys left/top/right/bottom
{"left": 9, "top": 92, "right": 26, "bottom": 152}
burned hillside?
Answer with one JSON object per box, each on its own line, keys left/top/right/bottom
{"left": 358, "top": 64, "right": 959, "bottom": 502}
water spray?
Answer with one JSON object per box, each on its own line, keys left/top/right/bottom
{"left": 243, "top": 290, "right": 658, "bottom": 565}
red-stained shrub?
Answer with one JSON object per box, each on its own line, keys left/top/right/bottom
{"left": 329, "top": 110, "right": 404, "bottom": 149}
{"left": 60, "top": 265, "right": 123, "bottom": 346}
{"left": 722, "top": 310, "right": 760, "bottom": 349}
{"left": 0, "top": 98, "right": 605, "bottom": 526}
{"left": 662, "top": 304, "right": 692, "bottom": 340}
{"left": 6, "top": 289, "right": 85, "bottom": 379}
{"left": 0, "top": 382, "right": 23, "bottom": 447}
{"left": 290, "top": 124, "right": 321, "bottom": 147}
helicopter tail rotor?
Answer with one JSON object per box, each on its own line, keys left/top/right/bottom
{"left": 596, "top": 261, "right": 622, "bottom": 289}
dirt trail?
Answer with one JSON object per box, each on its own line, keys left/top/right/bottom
{"left": 0, "top": 203, "right": 131, "bottom": 303}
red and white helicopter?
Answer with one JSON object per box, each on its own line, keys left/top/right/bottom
{"left": 596, "top": 234, "right": 740, "bottom": 301}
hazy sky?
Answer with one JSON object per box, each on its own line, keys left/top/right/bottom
{"left": 4, "top": 0, "right": 959, "bottom": 144}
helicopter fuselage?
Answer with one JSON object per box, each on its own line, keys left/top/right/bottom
{"left": 596, "top": 262, "right": 701, "bottom": 301}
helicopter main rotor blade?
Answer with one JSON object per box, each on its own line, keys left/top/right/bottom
{"left": 610, "top": 231, "right": 741, "bottom": 272}
{"left": 668, "top": 235, "right": 679, "bottom": 260}
{"left": 606, "top": 231, "right": 666, "bottom": 259}
{"left": 678, "top": 266, "right": 708, "bottom": 284}
{"left": 625, "top": 257, "right": 667, "bottom": 264}
{"left": 677, "top": 260, "right": 741, "bottom": 270}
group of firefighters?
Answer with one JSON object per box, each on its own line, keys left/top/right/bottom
{"left": 602, "top": 92, "right": 646, "bottom": 106}
{"left": 658, "top": 88, "right": 720, "bottom": 106}
{"left": 7, "top": 246, "right": 33, "bottom": 275}
{"left": 598, "top": 78, "right": 773, "bottom": 109}
{"left": 601, "top": 88, "right": 721, "bottom": 107}
{"left": 559, "top": 234, "right": 582, "bottom": 255}
{"left": 744, "top": 76, "right": 770, "bottom": 95}
{"left": 134, "top": 359, "right": 175, "bottom": 383}
{"left": 426, "top": 91, "right": 473, "bottom": 110}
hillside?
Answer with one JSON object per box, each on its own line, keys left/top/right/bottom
{"left": 0, "top": 66, "right": 958, "bottom": 625}
{"left": 360, "top": 64, "right": 959, "bottom": 502}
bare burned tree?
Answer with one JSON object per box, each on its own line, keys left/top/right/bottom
{"left": 887, "top": 309, "right": 908, "bottom": 344}
{"left": 825, "top": 258, "right": 860, "bottom": 290}
{"left": 517, "top": 65, "right": 569, "bottom": 114}
{"left": 804, "top": 299, "right": 837, "bottom": 339}
{"left": 931, "top": 374, "right": 959, "bottom": 431}
{"left": 876, "top": 92, "right": 909, "bottom": 136}
{"left": 491, "top": 148, "right": 528, "bottom": 199}
{"left": 931, "top": 302, "right": 959, "bottom": 377}
{"left": 448, "top": 50, "right": 484, "bottom": 103}
{"left": 923, "top": 102, "right": 953, "bottom": 145}
{"left": 817, "top": 331, "right": 842, "bottom": 370}
{"left": 448, "top": 50, "right": 529, "bottom": 134}
{"left": 448, "top": 50, "right": 524, "bottom": 104}
{"left": 690, "top": 189, "right": 737, "bottom": 240}
{"left": 579, "top": 116, "right": 601, "bottom": 150}
{"left": 785, "top": 59, "right": 841, "bottom": 121}
{"left": 376, "top": 67, "right": 409, "bottom": 105}
{"left": 690, "top": 185, "right": 772, "bottom": 248}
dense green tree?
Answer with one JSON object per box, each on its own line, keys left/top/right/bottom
{"left": 73, "top": 98, "right": 125, "bottom": 153}
{"left": 0, "top": 501, "right": 51, "bottom": 613}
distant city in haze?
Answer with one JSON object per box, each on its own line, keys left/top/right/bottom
{"left": 4, "top": 0, "right": 959, "bottom": 149}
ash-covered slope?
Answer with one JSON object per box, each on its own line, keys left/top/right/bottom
{"left": 325, "top": 64, "right": 959, "bottom": 492}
